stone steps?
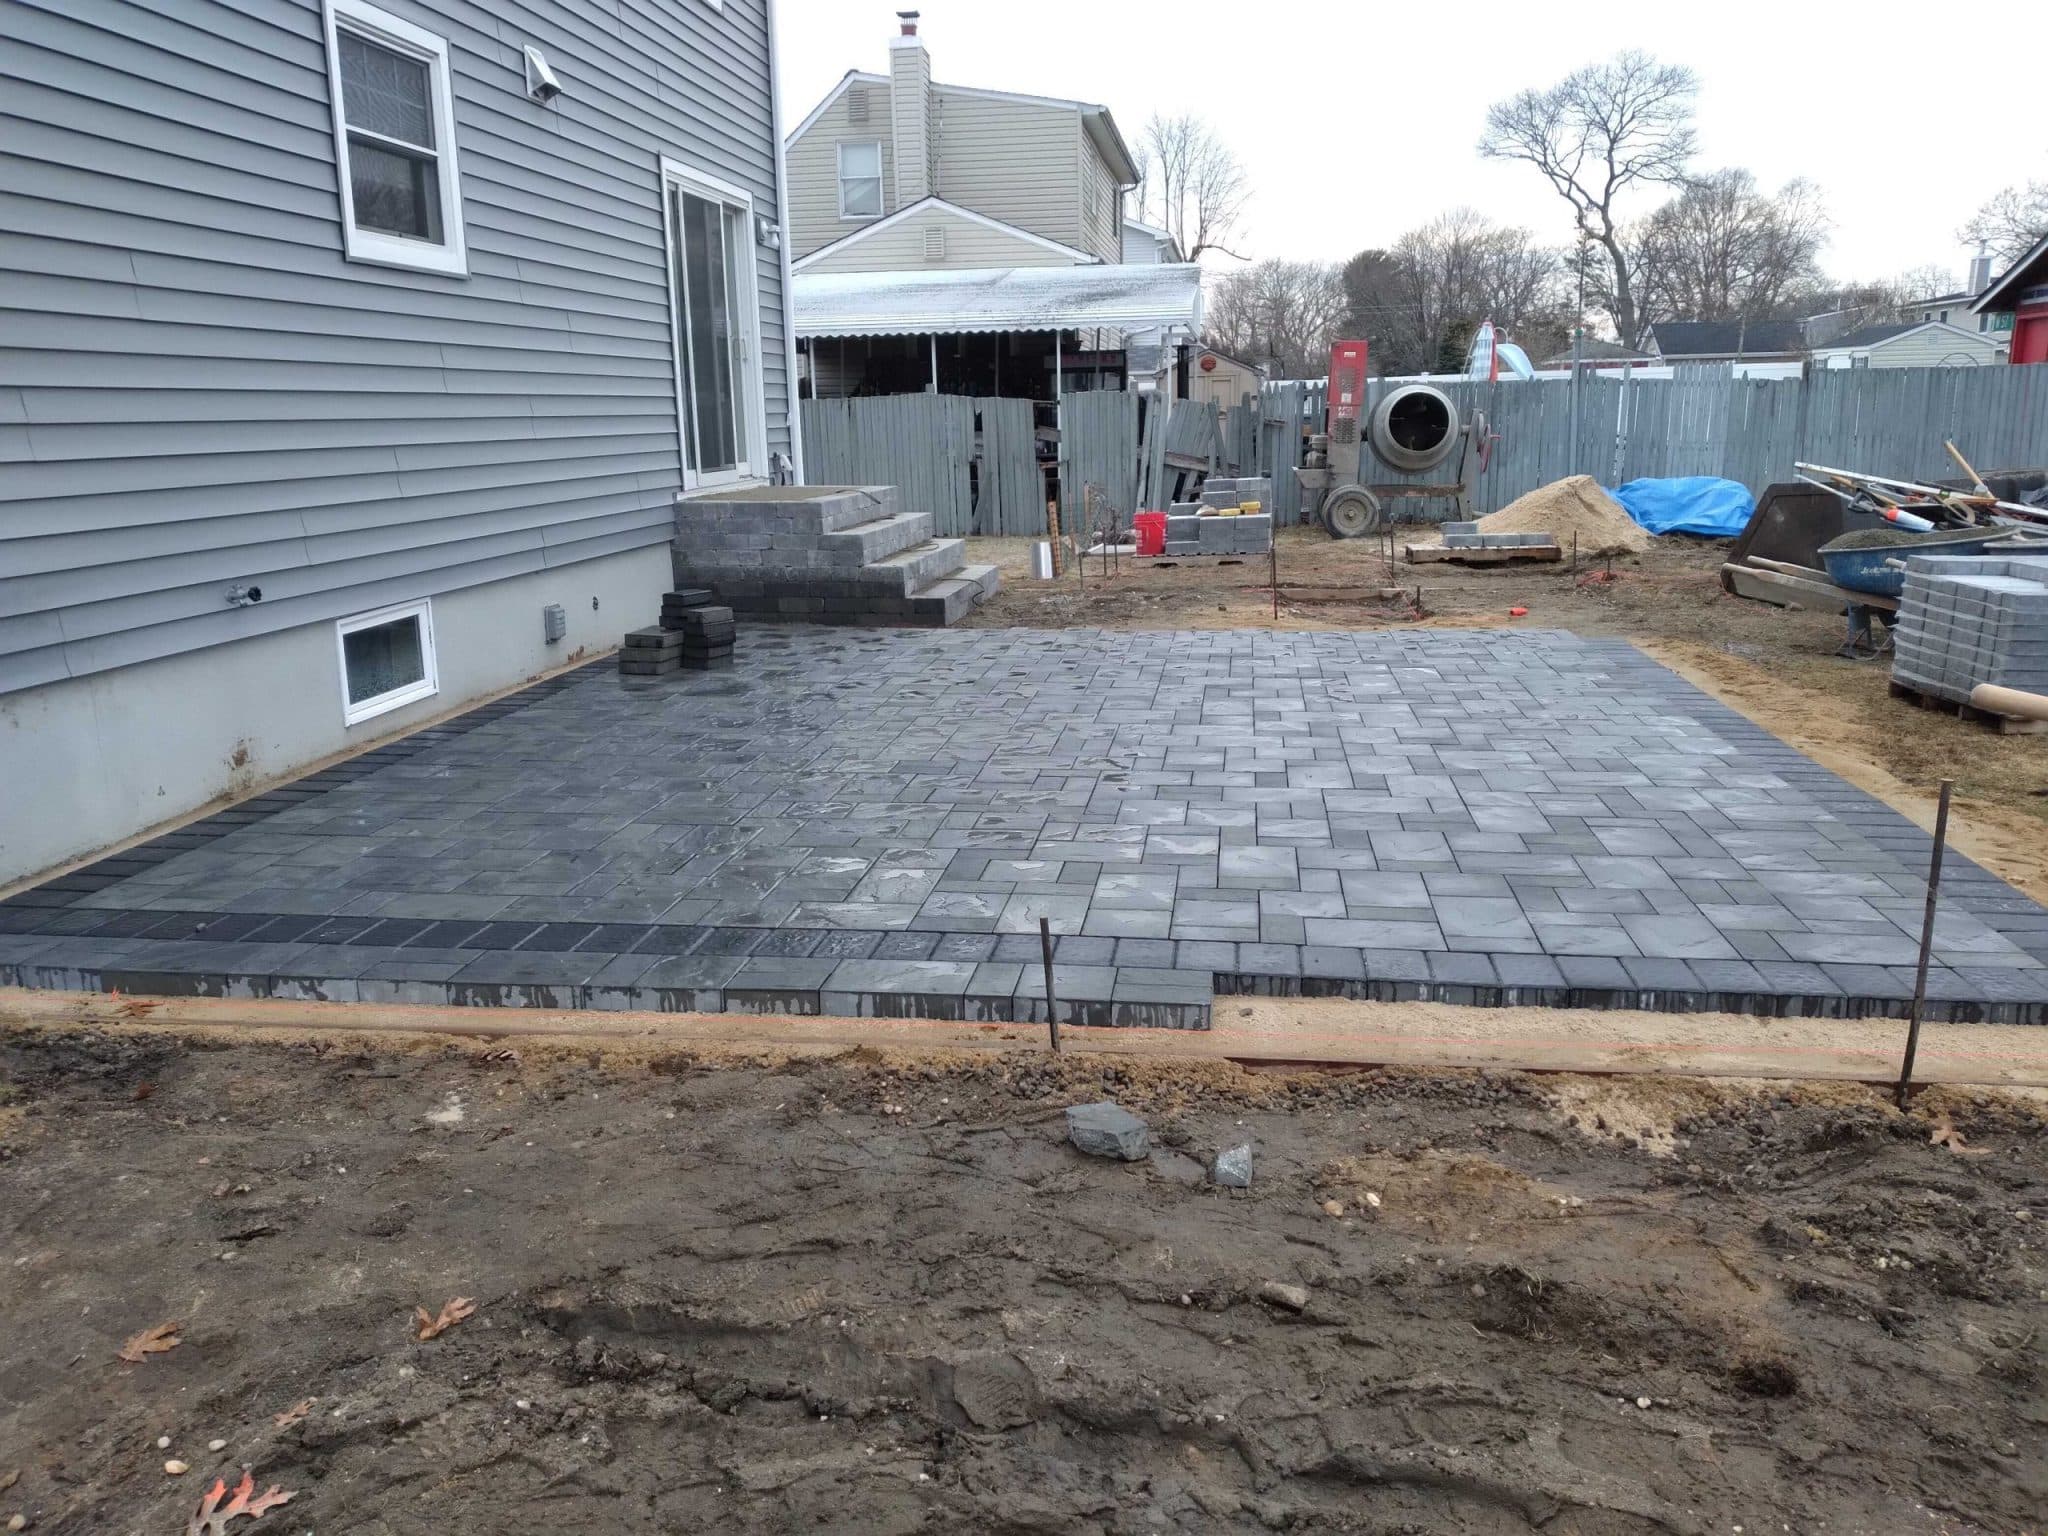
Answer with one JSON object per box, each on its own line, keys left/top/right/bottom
{"left": 672, "top": 484, "right": 998, "bottom": 627}
{"left": 816, "top": 509, "right": 935, "bottom": 568}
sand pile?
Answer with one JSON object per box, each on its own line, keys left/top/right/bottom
{"left": 1478, "top": 475, "right": 1650, "bottom": 555}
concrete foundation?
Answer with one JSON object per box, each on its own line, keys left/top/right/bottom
{"left": 0, "top": 545, "right": 669, "bottom": 886}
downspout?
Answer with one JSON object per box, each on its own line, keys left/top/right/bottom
{"left": 766, "top": 0, "right": 805, "bottom": 482}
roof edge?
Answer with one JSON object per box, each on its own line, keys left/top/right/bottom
{"left": 1973, "top": 230, "right": 2048, "bottom": 312}
{"left": 792, "top": 196, "right": 1101, "bottom": 272}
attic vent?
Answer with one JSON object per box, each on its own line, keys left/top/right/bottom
{"left": 847, "top": 87, "right": 869, "bottom": 123}
{"left": 923, "top": 225, "right": 945, "bottom": 262}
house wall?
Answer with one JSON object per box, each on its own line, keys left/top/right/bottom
{"left": 0, "top": 543, "right": 668, "bottom": 886}
{"left": 1866, "top": 328, "right": 2006, "bottom": 368}
{"left": 785, "top": 74, "right": 893, "bottom": 258}
{"left": 931, "top": 88, "right": 1084, "bottom": 252}
{"left": 0, "top": 0, "right": 793, "bottom": 700}
{"left": 1077, "top": 135, "right": 1120, "bottom": 264}
{"left": 799, "top": 209, "right": 1076, "bottom": 274}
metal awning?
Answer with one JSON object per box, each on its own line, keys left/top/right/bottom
{"left": 792, "top": 263, "right": 1204, "bottom": 339}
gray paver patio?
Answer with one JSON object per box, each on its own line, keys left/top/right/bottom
{"left": 8, "top": 626, "right": 2048, "bottom": 1027}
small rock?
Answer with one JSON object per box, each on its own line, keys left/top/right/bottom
{"left": 8, "top": 1514, "right": 27, "bottom": 1532}
{"left": 1636, "top": 1396, "right": 1652, "bottom": 1410}
{"left": 1065, "top": 1102, "right": 1149, "bottom": 1161}
{"left": 1257, "top": 1281, "right": 1310, "bottom": 1313}
{"left": 1212, "top": 1144, "right": 1253, "bottom": 1188}
{"left": 1321, "top": 1199, "right": 1344, "bottom": 1218}
{"left": 206, "top": 1440, "right": 226, "bottom": 1453}
{"left": 163, "top": 1460, "right": 188, "bottom": 1477}
{"left": 155, "top": 1437, "right": 170, "bottom": 1451}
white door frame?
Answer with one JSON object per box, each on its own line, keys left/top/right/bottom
{"left": 659, "top": 155, "right": 768, "bottom": 491}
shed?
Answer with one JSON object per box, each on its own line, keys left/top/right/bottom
{"left": 1186, "top": 344, "right": 1266, "bottom": 409}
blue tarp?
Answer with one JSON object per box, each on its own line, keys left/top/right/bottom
{"left": 1609, "top": 476, "right": 1753, "bottom": 538}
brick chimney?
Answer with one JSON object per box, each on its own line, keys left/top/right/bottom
{"left": 888, "top": 11, "right": 932, "bottom": 205}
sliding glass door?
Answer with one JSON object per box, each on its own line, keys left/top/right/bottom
{"left": 662, "top": 161, "right": 762, "bottom": 488}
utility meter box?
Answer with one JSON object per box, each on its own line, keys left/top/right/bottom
{"left": 542, "top": 602, "right": 567, "bottom": 643}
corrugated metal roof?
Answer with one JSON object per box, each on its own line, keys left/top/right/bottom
{"left": 792, "top": 263, "right": 1204, "bottom": 338}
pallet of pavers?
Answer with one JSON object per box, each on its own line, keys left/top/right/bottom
{"left": 1890, "top": 552, "right": 2048, "bottom": 732}
{"left": 1407, "top": 521, "right": 1561, "bottom": 565}
{"left": 620, "top": 588, "right": 734, "bottom": 676}
{"left": 1163, "top": 476, "right": 1273, "bottom": 558}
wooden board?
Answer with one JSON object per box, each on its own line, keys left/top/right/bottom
{"left": 1719, "top": 561, "right": 1899, "bottom": 614}
{"left": 1888, "top": 678, "right": 2048, "bottom": 735}
{"left": 1405, "top": 543, "right": 1561, "bottom": 566}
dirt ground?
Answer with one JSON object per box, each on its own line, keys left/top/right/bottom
{"left": 963, "top": 529, "right": 2048, "bottom": 902}
{"left": 1, "top": 1028, "right": 2043, "bottom": 1535}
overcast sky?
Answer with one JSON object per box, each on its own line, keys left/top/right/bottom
{"left": 777, "top": 0, "right": 2047, "bottom": 288}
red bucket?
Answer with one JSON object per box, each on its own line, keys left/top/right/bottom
{"left": 1133, "top": 510, "right": 1166, "bottom": 556}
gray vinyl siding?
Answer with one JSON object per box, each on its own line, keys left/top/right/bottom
{"left": 0, "top": 0, "right": 793, "bottom": 695}
{"left": 1079, "top": 138, "right": 1119, "bottom": 264}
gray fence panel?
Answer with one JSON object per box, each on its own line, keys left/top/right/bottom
{"left": 971, "top": 395, "right": 1041, "bottom": 536}
{"left": 1063, "top": 390, "right": 1140, "bottom": 524}
{"left": 1259, "top": 362, "right": 2048, "bottom": 521}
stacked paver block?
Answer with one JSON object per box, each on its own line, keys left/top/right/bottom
{"left": 1892, "top": 553, "right": 2048, "bottom": 703}
{"left": 1163, "top": 478, "right": 1272, "bottom": 557}
{"left": 617, "top": 626, "right": 685, "bottom": 677}
{"left": 1441, "top": 521, "right": 1553, "bottom": 551}
{"left": 673, "top": 485, "right": 1000, "bottom": 627}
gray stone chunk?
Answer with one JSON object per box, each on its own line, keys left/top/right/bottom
{"left": 1212, "top": 1143, "right": 1253, "bottom": 1187}
{"left": 1066, "top": 1101, "right": 1149, "bottom": 1161}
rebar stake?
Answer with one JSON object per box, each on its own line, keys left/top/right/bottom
{"left": 1896, "top": 779, "right": 1953, "bottom": 1109}
{"left": 1039, "top": 916, "right": 1060, "bottom": 1053}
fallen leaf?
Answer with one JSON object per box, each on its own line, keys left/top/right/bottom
{"left": 272, "top": 1398, "right": 315, "bottom": 1430}
{"left": 1929, "top": 1118, "right": 1990, "bottom": 1157}
{"left": 414, "top": 1297, "right": 476, "bottom": 1340}
{"left": 187, "top": 1470, "right": 294, "bottom": 1536}
{"left": 116, "top": 1321, "right": 182, "bottom": 1364}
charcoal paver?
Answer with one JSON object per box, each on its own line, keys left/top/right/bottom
{"left": 11, "top": 627, "right": 2048, "bottom": 1026}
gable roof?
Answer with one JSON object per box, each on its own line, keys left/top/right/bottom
{"left": 1649, "top": 319, "right": 1805, "bottom": 357}
{"left": 1974, "top": 230, "right": 2048, "bottom": 313}
{"left": 1122, "top": 216, "right": 1184, "bottom": 262}
{"left": 1813, "top": 319, "right": 2003, "bottom": 353}
{"left": 787, "top": 71, "right": 1139, "bottom": 184}
{"left": 792, "top": 197, "right": 1099, "bottom": 272}
{"left": 792, "top": 263, "right": 1204, "bottom": 338}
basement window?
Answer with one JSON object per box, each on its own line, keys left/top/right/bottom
{"left": 321, "top": 0, "right": 467, "bottom": 276}
{"left": 337, "top": 599, "right": 438, "bottom": 725}
{"left": 838, "top": 140, "right": 882, "bottom": 219}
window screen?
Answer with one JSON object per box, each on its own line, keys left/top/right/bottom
{"left": 838, "top": 141, "right": 882, "bottom": 218}
{"left": 339, "top": 29, "right": 442, "bottom": 241}
{"left": 342, "top": 612, "right": 427, "bottom": 705}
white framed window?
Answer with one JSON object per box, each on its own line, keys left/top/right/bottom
{"left": 837, "top": 140, "right": 882, "bottom": 219}
{"left": 660, "top": 158, "right": 768, "bottom": 490}
{"left": 337, "top": 599, "right": 438, "bottom": 725}
{"left": 320, "top": 0, "right": 467, "bottom": 277}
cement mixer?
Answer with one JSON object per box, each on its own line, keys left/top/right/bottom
{"left": 1296, "top": 340, "right": 1492, "bottom": 537}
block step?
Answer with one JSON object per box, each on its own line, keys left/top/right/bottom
{"left": 816, "top": 509, "right": 935, "bottom": 567}
{"left": 856, "top": 537, "right": 968, "bottom": 594}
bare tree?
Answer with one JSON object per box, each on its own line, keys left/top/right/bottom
{"left": 1961, "top": 180, "right": 2048, "bottom": 268}
{"left": 1204, "top": 259, "right": 1347, "bottom": 377}
{"left": 1357, "top": 210, "right": 1571, "bottom": 375}
{"left": 1480, "top": 50, "right": 1699, "bottom": 347}
{"left": 1132, "top": 113, "right": 1249, "bottom": 262}
{"left": 1633, "top": 170, "right": 1829, "bottom": 324}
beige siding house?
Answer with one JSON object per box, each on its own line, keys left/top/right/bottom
{"left": 785, "top": 13, "right": 1138, "bottom": 272}
{"left": 1813, "top": 320, "right": 2008, "bottom": 370}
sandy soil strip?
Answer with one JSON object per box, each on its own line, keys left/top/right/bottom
{"left": 5, "top": 987, "right": 2044, "bottom": 1089}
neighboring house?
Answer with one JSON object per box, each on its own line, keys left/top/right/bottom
{"left": 782, "top": 13, "right": 1198, "bottom": 401}
{"left": 1903, "top": 250, "right": 2005, "bottom": 341}
{"left": 1536, "top": 338, "right": 1655, "bottom": 370}
{"left": 0, "top": 0, "right": 799, "bottom": 885}
{"left": 1644, "top": 319, "right": 1807, "bottom": 364}
{"left": 1973, "top": 231, "right": 2048, "bottom": 366}
{"left": 1121, "top": 217, "right": 1184, "bottom": 265}
{"left": 1811, "top": 321, "right": 2007, "bottom": 370}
